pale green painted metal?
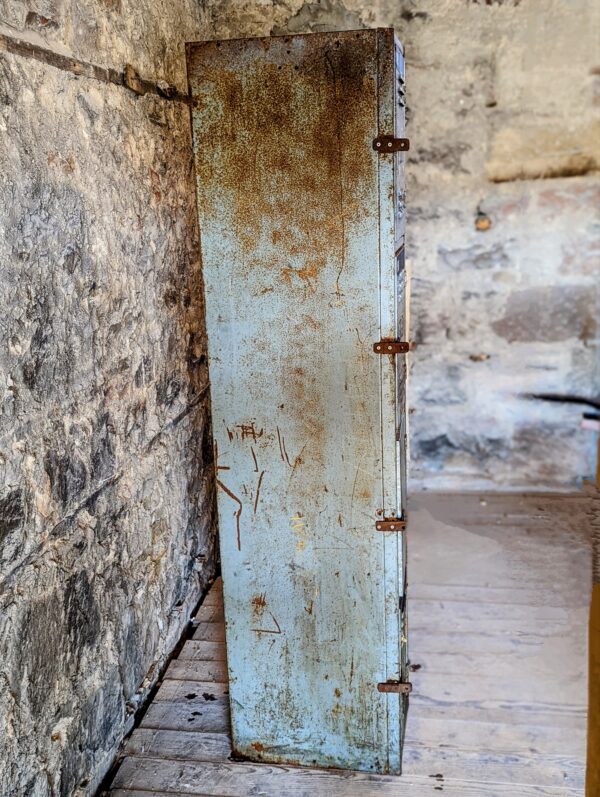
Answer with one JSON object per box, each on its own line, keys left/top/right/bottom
{"left": 187, "top": 29, "right": 408, "bottom": 774}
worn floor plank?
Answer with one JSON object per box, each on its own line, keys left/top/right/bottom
{"left": 405, "top": 715, "right": 587, "bottom": 758}
{"left": 112, "top": 792, "right": 228, "bottom": 797}
{"left": 141, "top": 701, "right": 230, "bottom": 733}
{"left": 112, "top": 792, "right": 227, "bottom": 797}
{"left": 108, "top": 493, "right": 591, "bottom": 796}
{"left": 154, "top": 680, "right": 229, "bottom": 701}
{"left": 112, "top": 757, "right": 585, "bottom": 796}
{"left": 126, "top": 729, "right": 232, "bottom": 762}
{"left": 193, "top": 604, "right": 225, "bottom": 624}
{"left": 193, "top": 622, "right": 226, "bottom": 642}
{"left": 178, "top": 641, "right": 227, "bottom": 662}
{"left": 162, "top": 660, "right": 228, "bottom": 683}
{"left": 410, "top": 582, "right": 588, "bottom": 607}
{"left": 407, "top": 649, "right": 585, "bottom": 680}
{"left": 404, "top": 742, "right": 583, "bottom": 789}
{"left": 125, "top": 728, "right": 583, "bottom": 789}
{"left": 410, "top": 694, "right": 585, "bottom": 727}
{"left": 201, "top": 579, "right": 223, "bottom": 604}
{"left": 411, "top": 670, "right": 584, "bottom": 706}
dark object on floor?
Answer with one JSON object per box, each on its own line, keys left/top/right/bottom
{"left": 525, "top": 392, "right": 600, "bottom": 412}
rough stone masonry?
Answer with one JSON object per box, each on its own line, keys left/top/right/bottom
{"left": 0, "top": 2, "right": 220, "bottom": 795}
{"left": 0, "top": 0, "right": 598, "bottom": 795}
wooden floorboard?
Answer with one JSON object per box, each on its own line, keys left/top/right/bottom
{"left": 405, "top": 715, "right": 587, "bottom": 757}
{"left": 126, "top": 729, "right": 232, "bottom": 762}
{"left": 112, "top": 792, "right": 229, "bottom": 797}
{"left": 154, "top": 680, "right": 229, "bottom": 701}
{"left": 411, "top": 670, "right": 584, "bottom": 706}
{"left": 193, "top": 605, "right": 225, "bottom": 625}
{"left": 410, "top": 582, "right": 588, "bottom": 607}
{"left": 162, "top": 660, "right": 227, "bottom": 683}
{"left": 192, "top": 623, "right": 226, "bottom": 642}
{"left": 107, "top": 492, "right": 590, "bottom": 796}
{"left": 111, "top": 757, "right": 585, "bottom": 796}
{"left": 178, "top": 641, "right": 227, "bottom": 662}
{"left": 140, "top": 701, "right": 230, "bottom": 734}
{"left": 410, "top": 694, "right": 585, "bottom": 724}
{"left": 404, "top": 742, "right": 583, "bottom": 789}
{"left": 407, "top": 649, "right": 585, "bottom": 680}
{"left": 125, "top": 728, "right": 583, "bottom": 789}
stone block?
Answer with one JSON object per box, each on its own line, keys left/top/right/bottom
{"left": 486, "top": 123, "right": 600, "bottom": 183}
{"left": 0, "top": 48, "right": 218, "bottom": 797}
{"left": 492, "top": 285, "right": 597, "bottom": 343}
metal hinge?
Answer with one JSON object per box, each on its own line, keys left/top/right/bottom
{"left": 377, "top": 681, "right": 412, "bottom": 695}
{"left": 375, "top": 518, "right": 406, "bottom": 532}
{"left": 373, "top": 340, "right": 409, "bottom": 354}
{"left": 373, "top": 136, "right": 410, "bottom": 153}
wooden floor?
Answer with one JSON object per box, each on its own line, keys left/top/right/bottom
{"left": 108, "top": 492, "right": 591, "bottom": 796}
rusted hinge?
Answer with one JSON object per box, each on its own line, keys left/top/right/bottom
{"left": 373, "top": 136, "right": 410, "bottom": 153}
{"left": 377, "top": 681, "right": 412, "bottom": 694}
{"left": 375, "top": 518, "right": 406, "bottom": 532}
{"left": 373, "top": 340, "right": 410, "bottom": 354}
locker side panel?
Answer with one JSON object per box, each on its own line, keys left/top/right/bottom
{"left": 376, "top": 28, "right": 405, "bottom": 775}
{"left": 394, "top": 35, "right": 410, "bottom": 732}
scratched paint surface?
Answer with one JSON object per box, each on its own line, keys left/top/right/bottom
{"left": 187, "top": 29, "right": 408, "bottom": 774}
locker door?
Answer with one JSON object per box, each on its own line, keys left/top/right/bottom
{"left": 187, "top": 28, "right": 409, "bottom": 774}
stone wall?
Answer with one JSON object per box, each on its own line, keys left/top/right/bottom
{"left": 0, "top": 0, "right": 598, "bottom": 795}
{"left": 0, "top": 4, "right": 219, "bottom": 796}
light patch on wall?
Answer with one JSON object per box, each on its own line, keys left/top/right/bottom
{"left": 486, "top": 122, "right": 600, "bottom": 182}
{"left": 272, "top": 0, "right": 365, "bottom": 34}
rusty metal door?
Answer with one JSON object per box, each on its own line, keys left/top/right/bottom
{"left": 187, "top": 29, "right": 409, "bottom": 774}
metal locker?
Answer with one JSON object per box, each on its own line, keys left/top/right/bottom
{"left": 187, "top": 28, "right": 409, "bottom": 774}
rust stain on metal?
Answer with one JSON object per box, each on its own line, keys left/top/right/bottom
{"left": 377, "top": 681, "right": 412, "bottom": 695}
{"left": 282, "top": 259, "right": 325, "bottom": 292}
{"left": 276, "top": 426, "right": 291, "bottom": 466}
{"left": 251, "top": 611, "right": 282, "bottom": 635}
{"left": 373, "top": 339, "right": 410, "bottom": 354}
{"left": 189, "top": 32, "right": 375, "bottom": 315}
{"left": 372, "top": 135, "right": 409, "bottom": 152}
{"left": 251, "top": 593, "right": 267, "bottom": 616}
{"left": 214, "top": 441, "right": 230, "bottom": 472}
{"left": 216, "top": 478, "right": 243, "bottom": 550}
{"left": 375, "top": 518, "right": 406, "bottom": 532}
{"left": 253, "top": 470, "right": 266, "bottom": 514}
{"left": 237, "top": 422, "right": 264, "bottom": 442}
